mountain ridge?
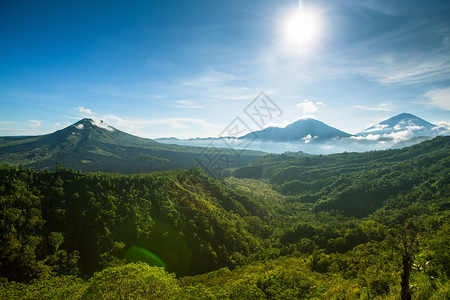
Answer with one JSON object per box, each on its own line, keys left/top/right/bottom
{"left": 357, "top": 113, "right": 445, "bottom": 138}
{"left": 157, "top": 113, "right": 446, "bottom": 142}
{"left": 240, "top": 118, "right": 351, "bottom": 142}
{"left": 0, "top": 118, "right": 264, "bottom": 173}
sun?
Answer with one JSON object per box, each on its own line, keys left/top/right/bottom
{"left": 283, "top": 9, "right": 320, "bottom": 48}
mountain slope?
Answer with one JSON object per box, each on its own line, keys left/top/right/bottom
{"left": 357, "top": 113, "right": 446, "bottom": 138}
{"left": 240, "top": 118, "right": 351, "bottom": 142}
{"left": 0, "top": 119, "right": 263, "bottom": 173}
{"left": 0, "top": 166, "right": 271, "bottom": 279}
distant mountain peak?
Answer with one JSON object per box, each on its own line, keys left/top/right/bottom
{"left": 240, "top": 117, "right": 351, "bottom": 142}
{"left": 394, "top": 112, "right": 417, "bottom": 118}
{"left": 379, "top": 113, "right": 434, "bottom": 126}
{"left": 357, "top": 112, "right": 440, "bottom": 139}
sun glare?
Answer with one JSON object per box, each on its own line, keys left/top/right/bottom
{"left": 283, "top": 9, "right": 320, "bottom": 49}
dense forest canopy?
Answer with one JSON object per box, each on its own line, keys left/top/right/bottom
{"left": 1, "top": 136, "right": 449, "bottom": 299}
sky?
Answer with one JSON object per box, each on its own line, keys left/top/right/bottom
{"left": 0, "top": 0, "right": 449, "bottom": 138}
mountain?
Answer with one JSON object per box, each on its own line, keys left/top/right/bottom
{"left": 156, "top": 113, "right": 449, "bottom": 155}
{"left": 0, "top": 118, "right": 264, "bottom": 173}
{"left": 239, "top": 118, "right": 351, "bottom": 143}
{"left": 357, "top": 113, "right": 447, "bottom": 139}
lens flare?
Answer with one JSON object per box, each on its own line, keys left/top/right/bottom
{"left": 124, "top": 246, "right": 166, "bottom": 268}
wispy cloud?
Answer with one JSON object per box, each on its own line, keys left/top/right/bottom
{"left": 324, "top": 6, "right": 450, "bottom": 86}
{"left": 77, "top": 106, "right": 95, "bottom": 117}
{"left": 143, "top": 118, "right": 216, "bottom": 129}
{"left": 0, "top": 128, "right": 46, "bottom": 136}
{"left": 181, "top": 69, "right": 235, "bottom": 87}
{"left": 179, "top": 69, "right": 261, "bottom": 101}
{"left": 173, "top": 100, "right": 204, "bottom": 109}
{"left": 83, "top": 69, "right": 260, "bottom": 104}
{"left": 0, "top": 121, "right": 21, "bottom": 125}
{"left": 29, "top": 120, "right": 42, "bottom": 127}
{"left": 425, "top": 87, "right": 450, "bottom": 110}
{"left": 355, "top": 0, "right": 420, "bottom": 16}
{"left": 354, "top": 54, "right": 450, "bottom": 85}
{"left": 354, "top": 103, "right": 393, "bottom": 111}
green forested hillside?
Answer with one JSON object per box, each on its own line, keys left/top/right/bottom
{"left": 0, "top": 137, "right": 449, "bottom": 299}
{"left": 0, "top": 166, "right": 273, "bottom": 281}
{"left": 233, "top": 136, "right": 449, "bottom": 218}
{"left": 0, "top": 118, "right": 263, "bottom": 173}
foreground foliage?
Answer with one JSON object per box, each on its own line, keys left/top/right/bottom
{"left": 0, "top": 137, "right": 449, "bottom": 298}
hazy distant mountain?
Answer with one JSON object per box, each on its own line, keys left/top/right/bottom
{"left": 356, "top": 113, "right": 446, "bottom": 139}
{"left": 157, "top": 113, "right": 449, "bottom": 155}
{"left": 239, "top": 118, "right": 351, "bottom": 143}
{"left": 0, "top": 118, "right": 263, "bottom": 173}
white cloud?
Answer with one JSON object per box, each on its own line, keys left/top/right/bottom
{"left": 357, "top": 124, "right": 434, "bottom": 143}
{"left": 434, "top": 121, "right": 450, "bottom": 130}
{"left": 350, "top": 134, "right": 380, "bottom": 141}
{"left": 296, "top": 99, "right": 324, "bottom": 115}
{"left": 404, "top": 125, "right": 423, "bottom": 131}
{"left": 263, "top": 120, "right": 291, "bottom": 129}
{"left": 302, "top": 134, "right": 318, "bottom": 144}
{"left": 77, "top": 106, "right": 95, "bottom": 117}
{"left": 425, "top": 87, "right": 450, "bottom": 110}
{"left": 173, "top": 100, "right": 204, "bottom": 109}
{"left": 29, "top": 120, "right": 42, "bottom": 127}
{"left": 364, "top": 124, "right": 389, "bottom": 132}
{"left": 386, "top": 130, "right": 411, "bottom": 142}
{"left": 433, "top": 121, "right": 450, "bottom": 135}
{"left": 91, "top": 120, "right": 114, "bottom": 131}
{"left": 354, "top": 103, "right": 393, "bottom": 111}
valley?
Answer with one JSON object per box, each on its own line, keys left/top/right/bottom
{"left": 1, "top": 136, "right": 448, "bottom": 299}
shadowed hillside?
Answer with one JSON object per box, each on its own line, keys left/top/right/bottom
{"left": 0, "top": 119, "right": 264, "bottom": 173}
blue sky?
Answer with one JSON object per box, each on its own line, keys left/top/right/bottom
{"left": 1, "top": 0, "right": 449, "bottom": 138}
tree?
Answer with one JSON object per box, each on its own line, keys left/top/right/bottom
{"left": 396, "top": 224, "right": 420, "bottom": 300}
{"left": 82, "top": 262, "right": 180, "bottom": 299}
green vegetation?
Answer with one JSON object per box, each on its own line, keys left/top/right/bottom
{"left": 233, "top": 136, "right": 449, "bottom": 219}
{"left": 0, "top": 166, "right": 268, "bottom": 280}
{"left": 0, "top": 136, "right": 449, "bottom": 298}
{"left": 0, "top": 118, "right": 264, "bottom": 173}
